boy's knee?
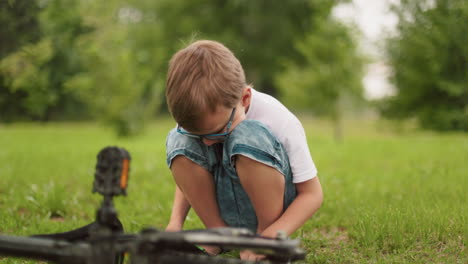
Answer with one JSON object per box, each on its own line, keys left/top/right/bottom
{"left": 225, "top": 120, "right": 286, "bottom": 172}
{"left": 166, "top": 128, "right": 211, "bottom": 170}
{"left": 170, "top": 155, "right": 213, "bottom": 177}
{"left": 234, "top": 154, "right": 282, "bottom": 175}
{"left": 234, "top": 154, "right": 285, "bottom": 185}
{"left": 171, "top": 155, "right": 197, "bottom": 169}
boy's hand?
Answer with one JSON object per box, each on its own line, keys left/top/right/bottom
{"left": 240, "top": 249, "right": 266, "bottom": 261}
{"left": 165, "top": 223, "right": 182, "bottom": 232}
{"left": 202, "top": 245, "right": 222, "bottom": 256}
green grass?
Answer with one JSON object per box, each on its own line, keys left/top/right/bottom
{"left": 0, "top": 117, "right": 466, "bottom": 263}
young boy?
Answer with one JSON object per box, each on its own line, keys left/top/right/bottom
{"left": 164, "top": 40, "right": 323, "bottom": 261}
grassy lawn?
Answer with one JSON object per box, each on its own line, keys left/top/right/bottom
{"left": 0, "top": 117, "right": 466, "bottom": 263}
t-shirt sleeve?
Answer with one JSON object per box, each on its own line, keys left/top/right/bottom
{"left": 280, "top": 118, "right": 318, "bottom": 183}
{"left": 246, "top": 88, "right": 317, "bottom": 183}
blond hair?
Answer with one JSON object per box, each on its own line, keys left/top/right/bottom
{"left": 166, "top": 40, "right": 246, "bottom": 131}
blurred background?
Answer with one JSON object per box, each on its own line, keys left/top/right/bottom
{"left": 0, "top": 0, "right": 466, "bottom": 135}
{"left": 0, "top": 1, "right": 467, "bottom": 263}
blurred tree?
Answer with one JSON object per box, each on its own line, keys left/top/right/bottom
{"left": 1, "top": 0, "right": 162, "bottom": 135}
{"left": 0, "top": 0, "right": 90, "bottom": 121}
{"left": 141, "top": 0, "right": 317, "bottom": 98}
{"left": 65, "top": 0, "right": 164, "bottom": 136}
{"left": 0, "top": 0, "right": 41, "bottom": 121}
{"left": 1, "top": 39, "right": 53, "bottom": 119}
{"left": 380, "top": 0, "right": 468, "bottom": 131}
{"left": 0, "top": 0, "right": 40, "bottom": 57}
{"left": 276, "top": 1, "right": 365, "bottom": 141}
{"left": 1, "top": 0, "right": 363, "bottom": 137}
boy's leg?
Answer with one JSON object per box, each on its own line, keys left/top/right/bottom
{"left": 166, "top": 128, "right": 227, "bottom": 230}
{"left": 234, "top": 155, "right": 285, "bottom": 234}
{"left": 170, "top": 155, "right": 226, "bottom": 229}
{"left": 171, "top": 156, "right": 286, "bottom": 234}
{"left": 220, "top": 120, "right": 297, "bottom": 233}
{"left": 166, "top": 129, "right": 227, "bottom": 255}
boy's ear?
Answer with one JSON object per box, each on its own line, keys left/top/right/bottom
{"left": 241, "top": 86, "right": 252, "bottom": 107}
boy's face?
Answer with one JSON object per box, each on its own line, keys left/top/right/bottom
{"left": 178, "top": 87, "right": 251, "bottom": 146}
{"left": 188, "top": 106, "right": 237, "bottom": 146}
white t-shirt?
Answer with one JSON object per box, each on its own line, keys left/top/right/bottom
{"left": 245, "top": 88, "right": 317, "bottom": 183}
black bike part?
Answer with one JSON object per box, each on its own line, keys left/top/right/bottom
{"left": 31, "top": 217, "right": 123, "bottom": 242}
{"left": 0, "top": 235, "right": 90, "bottom": 263}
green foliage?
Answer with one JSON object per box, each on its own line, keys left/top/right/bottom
{"left": 63, "top": 0, "right": 164, "bottom": 136}
{"left": 276, "top": 5, "right": 365, "bottom": 139}
{"left": 277, "top": 18, "right": 364, "bottom": 115}
{"left": 0, "top": 40, "right": 53, "bottom": 118}
{"left": 0, "top": 0, "right": 90, "bottom": 121}
{"left": 1, "top": 0, "right": 366, "bottom": 136}
{"left": 0, "top": 0, "right": 41, "bottom": 58}
{"left": 0, "top": 0, "right": 41, "bottom": 121}
{"left": 137, "top": 0, "right": 320, "bottom": 96}
{"left": 1, "top": 0, "right": 164, "bottom": 135}
{"left": 381, "top": 0, "right": 468, "bottom": 131}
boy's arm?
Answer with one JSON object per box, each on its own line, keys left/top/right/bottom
{"left": 260, "top": 177, "right": 323, "bottom": 237}
{"left": 166, "top": 185, "right": 191, "bottom": 231}
{"left": 241, "top": 178, "right": 322, "bottom": 261}
{"left": 236, "top": 155, "right": 322, "bottom": 261}
{"left": 235, "top": 155, "right": 323, "bottom": 237}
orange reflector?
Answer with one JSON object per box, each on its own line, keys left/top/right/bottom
{"left": 120, "top": 159, "right": 129, "bottom": 189}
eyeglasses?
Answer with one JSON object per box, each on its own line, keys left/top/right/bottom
{"left": 177, "top": 108, "right": 236, "bottom": 141}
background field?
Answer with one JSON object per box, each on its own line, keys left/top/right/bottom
{"left": 0, "top": 117, "right": 466, "bottom": 263}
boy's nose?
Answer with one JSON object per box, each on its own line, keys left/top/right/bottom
{"left": 202, "top": 138, "right": 218, "bottom": 146}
